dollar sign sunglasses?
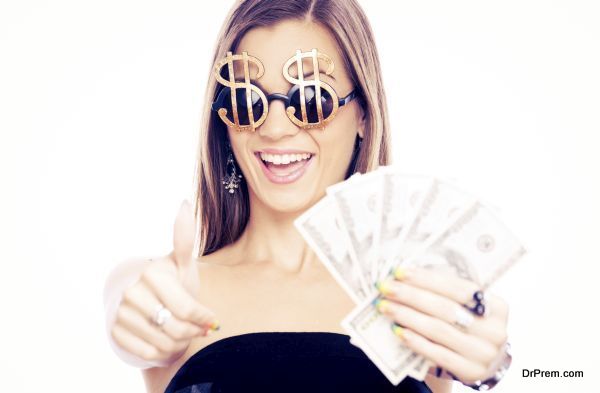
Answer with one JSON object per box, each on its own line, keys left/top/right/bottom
{"left": 211, "top": 49, "right": 358, "bottom": 132}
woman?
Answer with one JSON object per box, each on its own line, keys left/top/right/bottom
{"left": 104, "top": 1, "right": 511, "bottom": 392}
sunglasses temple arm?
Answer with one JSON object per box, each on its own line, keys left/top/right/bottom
{"left": 338, "top": 90, "right": 358, "bottom": 107}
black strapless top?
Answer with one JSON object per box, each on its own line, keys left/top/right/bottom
{"left": 164, "top": 332, "right": 432, "bottom": 393}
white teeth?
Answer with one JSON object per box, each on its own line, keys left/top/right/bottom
{"left": 259, "top": 152, "right": 312, "bottom": 164}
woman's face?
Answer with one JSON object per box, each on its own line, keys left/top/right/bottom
{"left": 226, "top": 19, "right": 364, "bottom": 214}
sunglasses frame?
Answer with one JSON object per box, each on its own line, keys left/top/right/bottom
{"left": 211, "top": 49, "right": 358, "bottom": 132}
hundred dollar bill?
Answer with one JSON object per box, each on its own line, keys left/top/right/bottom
{"left": 379, "top": 179, "right": 478, "bottom": 281}
{"left": 342, "top": 292, "right": 423, "bottom": 385}
{"left": 376, "top": 169, "right": 436, "bottom": 281}
{"left": 294, "top": 195, "right": 370, "bottom": 303}
{"left": 327, "top": 170, "right": 384, "bottom": 285}
{"left": 403, "top": 202, "right": 527, "bottom": 288}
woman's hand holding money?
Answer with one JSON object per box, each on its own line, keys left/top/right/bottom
{"left": 375, "top": 266, "right": 510, "bottom": 386}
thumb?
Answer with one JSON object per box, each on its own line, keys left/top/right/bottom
{"left": 172, "top": 199, "right": 196, "bottom": 271}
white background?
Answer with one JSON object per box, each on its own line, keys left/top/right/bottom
{"left": 1, "top": 1, "right": 598, "bottom": 391}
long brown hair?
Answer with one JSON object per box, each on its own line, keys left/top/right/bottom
{"left": 192, "top": 0, "right": 391, "bottom": 258}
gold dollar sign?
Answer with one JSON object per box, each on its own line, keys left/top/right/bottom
{"left": 282, "top": 48, "right": 339, "bottom": 129}
{"left": 214, "top": 51, "right": 268, "bottom": 132}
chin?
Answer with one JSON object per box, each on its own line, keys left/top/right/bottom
{"left": 258, "top": 190, "right": 320, "bottom": 215}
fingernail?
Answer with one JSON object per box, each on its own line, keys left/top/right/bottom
{"left": 209, "top": 320, "right": 220, "bottom": 331}
{"left": 393, "top": 266, "right": 408, "bottom": 280}
{"left": 391, "top": 323, "right": 404, "bottom": 339}
{"left": 375, "top": 279, "right": 393, "bottom": 296}
{"left": 374, "top": 298, "right": 391, "bottom": 313}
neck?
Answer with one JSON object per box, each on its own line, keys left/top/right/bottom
{"left": 234, "top": 192, "right": 320, "bottom": 273}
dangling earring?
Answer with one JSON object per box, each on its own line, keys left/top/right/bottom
{"left": 222, "top": 144, "right": 243, "bottom": 195}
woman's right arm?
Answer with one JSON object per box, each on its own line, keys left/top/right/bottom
{"left": 103, "top": 200, "right": 218, "bottom": 369}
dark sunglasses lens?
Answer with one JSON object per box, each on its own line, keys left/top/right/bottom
{"left": 221, "top": 88, "right": 264, "bottom": 125}
{"left": 290, "top": 86, "right": 334, "bottom": 123}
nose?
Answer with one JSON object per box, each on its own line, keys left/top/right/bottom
{"left": 256, "top": 98, "right": 300, "bottom": 140}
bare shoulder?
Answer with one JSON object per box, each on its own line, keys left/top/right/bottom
{"left": 193, "top": 241, "right": 255, "bottom": 290}
{"left": 195, "top": 241, "right": 241, "bottom": 268}
{"left": 193, "top": 245, "right": 246, "bottom": 304}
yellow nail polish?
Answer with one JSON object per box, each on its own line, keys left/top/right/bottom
{"left": 391, "top": 323, "right": 404, "bottom": 339}
{"left": 375, "top": 279, "right": 393, "bottom": 296}
{"left": 375, "top": 299, "right": 391, "bottom": 313}
{"left": 209, "top": 320, "right": 220, "bottom": 331}
{"left": 393, "top": 266, "right": 406, "bottom": 280}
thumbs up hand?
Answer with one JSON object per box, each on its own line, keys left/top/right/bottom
{"left": 171, "top": 199, "right": 202, "bottom": 298}
{"left": 109, "top": 200, "right": 219, "bottom": 365}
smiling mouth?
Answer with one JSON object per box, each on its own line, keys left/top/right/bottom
{"left": 255, "top": 152, "right": 315, "bottom": 183}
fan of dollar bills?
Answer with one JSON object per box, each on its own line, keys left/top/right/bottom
{"left": 294, "top": 165, "right": 526, "bottom": 385}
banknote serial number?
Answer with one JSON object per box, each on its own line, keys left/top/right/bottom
{"left": 522, "top": 369, "right": 584, "bottom": 378}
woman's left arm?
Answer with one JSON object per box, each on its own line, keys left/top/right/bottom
{"left": 375, "top": 266, "right": 511, "bottom": 390}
